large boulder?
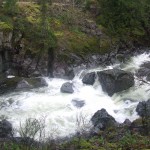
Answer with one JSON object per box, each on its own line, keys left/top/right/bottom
{"left": 60, "top": 82, "right": 74, "bottom": 93}
{"left": 0, "top": 120, "right": 12, "bottom": 138}
{"left": 82, "top": 72, "right": 96, "bottom": 85}
{"left": 0, "top": 77, "right": 48, "bottom": 95}
{"left": 91, "top": 109, "right": 117, "bottom": 131}
{"left": 97, "top": 69, "right": 134, "bottom": 96}
{"left": 136, "top": 99, "right": 150, "bottom": 117}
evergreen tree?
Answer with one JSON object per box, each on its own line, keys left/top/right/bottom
{"left": 37, "top": 0, "right": 57, "bottom": 77}
{"left": 3, "top": 0, "right": 18, "bottom": 16}
{"left": 97, "top": 0, "right": 150, "bottom": 43}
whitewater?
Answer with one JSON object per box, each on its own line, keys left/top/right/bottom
{"left": 0, "top": 52, "right": 150, "bottom": 138}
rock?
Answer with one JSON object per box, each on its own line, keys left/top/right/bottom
{"left": 65, "top": 67, "right": 75, "bottom": 80}
{"left": 71, "top": 99, "right": 85, "bottom": 108}
{"left": 136, "top": 61, "right": 150, "bottom": 78}
{"left": 31, "top": 71, "right": 41, "bottom": 77}
{"left": 0, "top": 77, "right": 48, "bottom": 95}
{"left": 122, "top": 119, "right": 131, "bottom": 126}
{"left": 136, "top": 99, "right": 150, "bottom": 117}
{"left": 26, "top": 77, "right": 48, "bottom": 88}
{"left": 97, "top": 69, "right": 134, "bottom": 96}
{"left": 136, "top": 68, "right": 150, "bottom": 77}
{"left": 60, "top": 82, "right": 74, "bottom": 93}
{"left": 146, "top": 73, "right": 150, "bottom": 81}
{"left": 82, "top": 72, "right": 96, "bottom": 85}
{"left": 0, "top": 77, "right": 21, "bottom": 95}
{"left": 91, "top": 109, "right": 117, "bottom": 131}
{"left": 16, "top": 79, "right": 32, "bottom": 89}
{"left": 140, "top": 61, "right": 150, "bottom": 69}
{"left": 116, "top": 54, "right": 125, "bottom": 62}
{"left": 0, "top": 120, "right": 12, "bottom": 138}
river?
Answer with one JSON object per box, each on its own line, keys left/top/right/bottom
{"left": 0, "top": 52, "right": 150, "bottom": 139}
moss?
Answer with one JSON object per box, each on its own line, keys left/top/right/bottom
{"left": 0, "top": 21, "right": 13, "bottom": 31}
{"left": 18, "top": 2, "right": 40, "bottom": 16}
{"left": 79, "top": 139, "right": 93, "bottom": 149}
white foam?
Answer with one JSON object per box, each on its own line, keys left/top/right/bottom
{"left": 0, "top": 51, "right": 150, "bottom": 138}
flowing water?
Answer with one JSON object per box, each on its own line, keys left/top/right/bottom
{"left": 0, "top": 52, "right": 150, "bottom": 138}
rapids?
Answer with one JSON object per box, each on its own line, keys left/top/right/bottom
{"left": 0, "top": 52, "right": 150, "bottom": 138}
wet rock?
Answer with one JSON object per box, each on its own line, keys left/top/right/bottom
{"left": 122, "top": 119, "right": 131, "bottom": 126}
{"left": 0, "top": 120, "right": 12, "bottom": 138}
{"left": 146, "top": 73, "right": 150, "bottom": 81}
{"left": 136, "top": 61, "right": 150, "bottom": 78}
{"left": 91, "top": 109, "right": 117, "bottom": 131}
{"left": 31, "top": 71, "right": 41, "bottom": 77}
{"left": 65, "top": 67, "right": 75, "bottom": 80}
{"left": 136, "top": 68, "right": 150, "bottom": 77}
{"left": 0, "top": 77, "right": 48, "bottom": 95}
{"left": 136, "top": 99, "right": 150, "bottom": 117}
{"left": 0, "top": 77, "right": 21, "bottom": 95}
{"left": 97, "top": 69, "right": 134, "bottom": 96}
{"left": 16, "top": 79, "right": 32, "bottom": 89}
{"left": 140, "top": 61, "right": 150, "bottom": 69}
{"left": 116, "top": 54, "right": 125, "bottom": 62}
{"left": 71, "top": 99, "right": 85, "bottom": 108}
{"left": 26, "top": 77, "right": 48, "bottom": 88}
{"left": 82, "top": 72, "right": 96, "bottom": 85}
{"left": 60, "top": 82, "right": 74, "bottom": 94}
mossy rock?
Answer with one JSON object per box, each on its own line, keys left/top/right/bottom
{"left": 0, "top": 76, "right": 47, "bottom": 95}
{"left": 0, "top": 76, "right": 21, "bottom": 95}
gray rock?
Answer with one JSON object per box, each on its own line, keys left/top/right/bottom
{"left": 0, "top": 77, "right": 48, "bottom": 95}
{"left": 0, "top": 120, "right": 12, "bottom": 138}
{"left": 91, "top": 109, "right": 117, "bottom": 130}
{"left": 16, "top": 79, "right": 32, "bottom": 89}
{"left": 140, "top": 61, "right": 150, "bottom": 69}
{"left": 136, "top": 99, "right": 150, "bottom": 117}
{"left": 71, "top": 99, "right": 85, "bottom": 108}
{"left": 82, "top": 72, "right": 96, "bottom": 85}
{"left": 97, "top": 69, "right": 134, "bottom": 96}
{"left": 31, "top": 71, "right": 41, "bottom": 77}
{"left": 116, "top": 54, "right": 125, "bottom": 62}
{"left": 136, "top": 61, "right": 150, "bottom": 78}
{"left": 60, "top": 82, "right": 74, "bottom": 94}
{"left": 146, "top": 73, "right": 150, "bottom": 81}
{"left": 122, "top": 119, "right": 131, "bottom": 126}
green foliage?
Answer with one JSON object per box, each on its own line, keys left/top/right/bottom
{"left": 97, "top": 0, "right": 150, "bottom": 43}
{"left": 3, "top": 0, "right": 18, "bottom": 16}
{"left": 0, "top": 14, "right": 13, "bottom": 31}
{"left": 38, "top": 0, "right": 57, "bottom": 50}
{"left": 119, "top": 133, "right": 150, "bottom": 149}
{"left": 0, "top": 21, "right": 13, "bottom": 31}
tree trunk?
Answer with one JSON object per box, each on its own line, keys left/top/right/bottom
{"left": 47, "top": 47, "right": 54, "bottom": 77}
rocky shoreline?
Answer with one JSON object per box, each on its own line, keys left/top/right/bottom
{"left": 0, "top": 99, "right": 149, "bottom": 149}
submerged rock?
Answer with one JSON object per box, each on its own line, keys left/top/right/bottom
{"left": 91, "top": 109, "right": 117, "bottom": 131}
{"left": 71, "top": 99, "right": 85, "bottom": 108}
{"left": 82, "top": 72, "right": 96, "bottom": 85}
{"left": 0, "top": 120, "right": 12, "bottom": 138}
{"left": 60, "top": 82, "right": 74, "bottom": 93}
{"left": 97, "top": 69, "right": 134, "bottom": 96}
